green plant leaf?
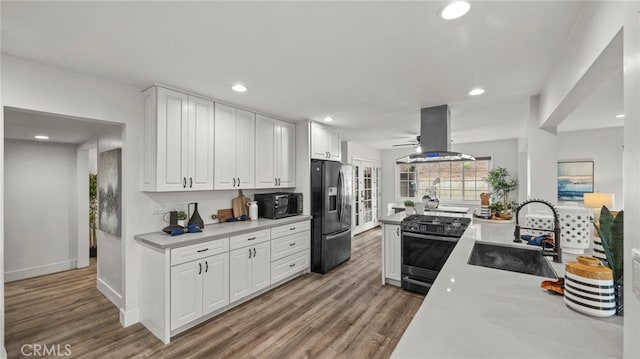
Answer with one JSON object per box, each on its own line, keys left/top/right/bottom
{"left": 599, "top": 207, "right": 624, "bottom": 285}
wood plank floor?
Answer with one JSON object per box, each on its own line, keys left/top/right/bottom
{"left": 5, "top": 228, "right": 424, "bottom": 358}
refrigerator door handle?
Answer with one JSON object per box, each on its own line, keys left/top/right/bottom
{"left": 337, "top": 170, "right": 343, "bottom": 224}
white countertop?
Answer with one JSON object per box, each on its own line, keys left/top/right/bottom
{"left": 392, "top": 222, "right": 623, "bottom": 358}
{"left": 135, "top": 215, "right": 312, "bottom": 249}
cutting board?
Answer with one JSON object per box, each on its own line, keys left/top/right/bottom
{"left": 217, "top": 208, "right": 233, "bottom": 223}
{"left": 232, "top": 190, "right": 250, "bottom": 218}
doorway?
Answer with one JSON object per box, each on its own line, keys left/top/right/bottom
{"left": 352, "top": 159, "right": 381, "bottom": 235}
{"left": 3, "top": 107, "right": 121, "bottom": 281}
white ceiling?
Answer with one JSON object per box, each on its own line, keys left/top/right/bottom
{"left": 2, "top": 1, "right": 620, "bottom": 150}
{"left": 4, "top": 108, "right": 121, "bottom": 144}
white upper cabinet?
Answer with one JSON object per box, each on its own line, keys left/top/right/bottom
{"left": 255, "top": 114, "right": 295, "bottom": 188}
{"left": 142, "top": 86, "right": 214, "bottom": 191}
{"left": 310, "top": 122, "right": 341, "bottom": 161}
{"left": 214, "top": 103, "right": 256, "bottom": 190}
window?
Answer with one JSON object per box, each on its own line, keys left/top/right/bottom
{"left": 397, "top": 157, "right": 491, "bottom": 201}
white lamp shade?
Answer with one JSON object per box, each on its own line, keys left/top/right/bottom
{"left": 583, "top": 193, "right": 615, "bottom": 209}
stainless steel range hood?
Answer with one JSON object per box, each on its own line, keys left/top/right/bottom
{"left": 396, "top": 105, "right": 475, "bottom": 163}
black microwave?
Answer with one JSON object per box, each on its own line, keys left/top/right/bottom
{"left": 254, "top": 193, "right": 303, "bottom": 219}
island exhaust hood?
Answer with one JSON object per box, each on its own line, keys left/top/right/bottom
{"left": 396, "top": 105, "right": 475, "bottom": 163}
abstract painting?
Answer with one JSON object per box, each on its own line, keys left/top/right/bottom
{"left": 558, "top": 161, "right": 594, "bottom": 201}
{"left": 98, "top": 148, "right": 122, "bottom": 236}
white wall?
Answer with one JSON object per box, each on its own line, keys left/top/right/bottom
{"left": 4, "top": 139, "right": 77, "bottom": 281}
{"left": 96, "top": 128, "right": 124, "bottom": 307}
{"left": 622, "top": 2, "right": 640, "bottom": 356}
{"left": 557, "top": 127, "right": 623, "bottom": 208}
{"left": 539, "top": 2, "right": 624, "bottom": 128}
{"left": 1, "top": 54, "right": 150, "bottom": 327}
{"left": 341, "top": 141, "right": 381, "bottom": 164}
{"left": 380, "top": 139, "right": 518, "bottom": 213}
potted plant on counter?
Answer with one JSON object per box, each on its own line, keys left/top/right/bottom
{"left": 485, "top": 167, "right": 519, "bottom": 217}
{"left": 404, "top": 200, "right": 415, "bottom": 215}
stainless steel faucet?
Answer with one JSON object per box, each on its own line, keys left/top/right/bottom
{"left": 513, "top": 199, "right": 562, "bottom": 263}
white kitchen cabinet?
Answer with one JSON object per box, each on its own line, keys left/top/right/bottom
{"left": 269, "top": 220, "right": 310, "bottom": 284}
{"left": 255, "top": 115, "right": 295, "bottom": 188}
{"left": 229, "top": 241, "right": 271, "bottom": 303}
{"left": 170, "top": 251, "right": 229, "bottom": 330}
{"left": 383, "top": 223, "right": 401, "bottom": 282}
{"left": 170, "top": 260, "right": 203, "bottom": 329}
{"left": 142, "top": 86, "right": 214, "bottom": 191}
{"left": 310, "top": 122, "right": 341, "bottom": 161}
{"left": 202, "top": 252, "right": 230, "bottom": 316}
{"left": 214, "top": 103, "right": 255, "bottom": 189}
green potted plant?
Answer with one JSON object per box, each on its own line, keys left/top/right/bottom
{"left": 484, "top": 167, "right": 519, "bottom": 214}
{"left": 404, "top": 200, "right": 415, "bottom": 215}
{"left": 597, "top": 206, "right": 624, "bottom": 315}
{"left": 177, "top": 210, "right": 188, "bottom": 228}
{"left": 89, "top": 173, "right": 97, "bottom": 257}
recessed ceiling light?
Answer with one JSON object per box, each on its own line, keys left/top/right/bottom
{"left": 468, "top": 88, "right": 485, "bottom": 96}
{"left": 232, "top": 84, "right": 247, "bottom": 93}
{"left": 441, "top": 1, "right": 471, "bottom": 20}
{"left": 323, "top": 116, "right": 334, "bottom": 122}
{"left": 616, "top": 114, "right": 626, "bottom": 118}
{"left": 34, "top": 135, "right": 49, "bottom": 140}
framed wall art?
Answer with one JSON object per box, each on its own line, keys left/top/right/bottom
{"left": 557, "top": 160, "right": 594, "bottom": 201}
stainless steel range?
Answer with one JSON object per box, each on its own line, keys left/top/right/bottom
{"left": 401, "top": 214, "right": 471, "bottom": 294}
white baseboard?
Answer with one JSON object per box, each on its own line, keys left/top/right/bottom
{"left": 4, "top": 260, "right": 77, "bottom": 282}
{"left": 120, "top": 307, "right": 139, "bottom": 327}
{"left": 97, "top": 277, "right": 122, "bottom": 308}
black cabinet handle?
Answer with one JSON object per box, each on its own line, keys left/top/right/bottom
{"left": 183, "top": 177, "right": 187, "bottom": 188}
{"left": 249, "top": 248, "right": 252, "bottom": 258}
{"left": 253, "top": 248, "right": 256, "bottom": 257}
{"left": 274, "top": 178, "right": 278, "bottom": 185}
{"left": 289, "top": 263, "right": 295, "bottom": 268}
{"left": 237, "top": 177, "right": 240, "bottom": 186}
{"left": 289, "top": 242, "right": 296, "bottom": 247}
{"left": 189, "top": 177, "right": 193, "bottom": 188}
{"left": 247, "top": 237, "right": 256, "bottom": 241}
{"left": 198, "top": 262, "right": 202, "bottom": 275}
{"left": 197, "top": 248, "right": 209, "bottom": 253}
{"left": 233, "top": 178, "right": 237, "bottom": 187}
{"left": 289, "top": 227, "right": 296, "bottom": 231}
{"left": 205, "top": 261, "right": 209, "bottom": 273}
{"left": 397, "top": 227, "right": 400, "bottom": 236}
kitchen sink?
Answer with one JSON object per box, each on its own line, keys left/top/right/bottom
{"left": 467, "top": 242, "right": 558, "bottom": 278}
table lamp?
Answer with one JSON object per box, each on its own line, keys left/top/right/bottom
{"left": 584, "top": 192, "right": 615, "bottom": 261}
{"left": 584, "top": 193, "right": 615, "bottom": 223}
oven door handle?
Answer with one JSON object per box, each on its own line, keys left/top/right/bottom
{"left": 402, "top": 232, "right": 459, "bottom": 242}
{"left": 403, "top": 276, "right": 433, "bottom": 288}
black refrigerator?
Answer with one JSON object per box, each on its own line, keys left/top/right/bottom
{"left": 311, "top": 159, "right": 353, "bottom": 274}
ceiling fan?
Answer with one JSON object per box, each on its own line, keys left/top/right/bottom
{"left": 392, "top": 135, "right": 420, "bottom": 147}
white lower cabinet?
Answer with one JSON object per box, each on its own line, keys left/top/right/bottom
{"left": 383, "top": 223, "right": 401, "bottom": 282}
{"left": 269, "top": 221, "right": 311, "bottom": 284}
{"left": 170, "top": 251, "right": 229, "bottom": 330}
{"left": 138, "top": 219, "right": 311, "bottom": 344}
{"left": 229, "top": 241, "right": 271, "bottom": 303}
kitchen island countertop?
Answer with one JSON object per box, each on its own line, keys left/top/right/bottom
{"left": 388, "top": 216, "right": 623, "bottom": 358}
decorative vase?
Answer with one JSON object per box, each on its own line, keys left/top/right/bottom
{"left": 405, "top": 207, "right": 414, "bottom": 215}
{"left": 615, "top": 283, "right": 624, "bottom": 316}
{"left": 188, "top": 202, "right": 205, "bottom": 229}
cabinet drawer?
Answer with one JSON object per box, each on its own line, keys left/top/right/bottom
{"left": 271, "top": 220, "right": 310, "bottom": 239}
{"left": 230, "top": 230, "right": 270, "bottom": 251}
{"left": 171, "top": 238, "right": 229, "bottom": 266}
{"left": 271, "top": 251, "right": 309, "bottom": 284}
{"left": 271, "top": 232, "right": 310, "bottom": 262}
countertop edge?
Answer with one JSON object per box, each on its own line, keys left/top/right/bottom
{"left": 135, "top": 215, "right": 312, "bottom": 249}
